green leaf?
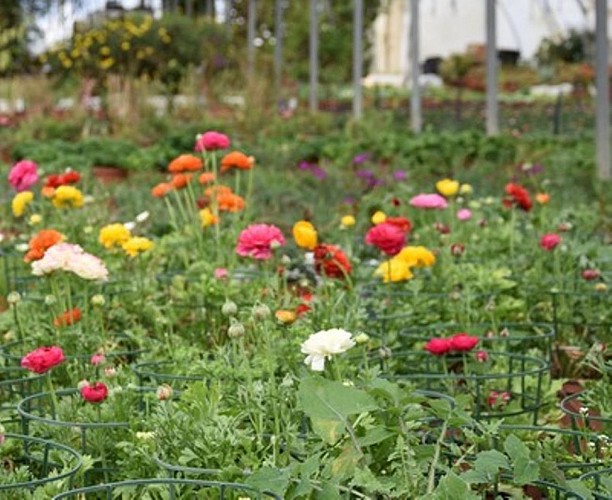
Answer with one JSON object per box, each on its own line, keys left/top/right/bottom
{"left": 369, "top": 378, "right": 402, "bottom": 405}
{"left": 331, "top": 443, "right": 362, "bottom": 478}
{"left": 311, "top": 418, "right": 344, "bottom": 444}
{"left": 245, "top": 467, "right": 291, "bottom": 497}
{"left": 315, "top": 481, "right": 341, "bottom": 500}
{"left": 566, "top": 480, "right": 595, "bottom": 500}
{"left": 503, "top": 434, "right": 530, "bottom": 461}
{"left": 434, "top": 472, "right": 479, "bottom": 499}
{"left": 460, "top": 469, "right": 491, "bottom": 485}
{"left": 513, "top": 456, "right": 540, "bottom": 485}
{"left": 473, "top": 450, "right": 510, "bottom": 476}
{"left": 298, "top": 377, "right": 379, "bottom": 422}
{"left": 358, "top": 426, "right": 394, "bottom": 447}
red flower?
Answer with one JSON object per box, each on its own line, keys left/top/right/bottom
{"left": 45, "top": 171, "right": 81, "bottom": 188}
{"left": 80, "top": 382, "right": 108, "bottom": 403}
{"left": 53, "top": 308, "right": 81, "bottom": 328}
{"left": 314, "top": 244, "right": 352, "bottom": 279}
{"left": 582, "top": 269, "right": 601, "bottom": 281}
{"left": 475, "top": 350, "right": 489, "bottom": 362}
{"left": 539, "top": 233, "right": 561, "bottom": 251}
{"left": 487, "top": 391, "right": 500, "bottom": 407}
{"left": 450, "top": 333, "right": 479, "bottom": 352}
{"left": 386, "top": 216, "right": 412, "bottom": 234}
{"left": 424, "top": 338, "right": 452, "bottom": 356}
{"left": 365, "top": 222, "right": 406, "bottom": 256}
{"left": 450, "top": 243, "right": 465, "bottom": 257}
{"left": 504, "top": 183, "right": 532, "bottom": 211}
{"left": 21, "top": 346, "right": 65, "bottom": 374}
{"left": 296, "top": 303, "right": 311, "bottom": 317}
{"left": 487, "top": 390, "right": 512, "bottom": 408}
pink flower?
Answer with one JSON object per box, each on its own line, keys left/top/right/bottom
{"left": 91, "top": 353, "right": 106, "bottom": 366}
{"left": 236, "top": 224, "right": 286, "bottom": 260}
{"left": 409, "top": 193, "right": 448, "bottom": 209}
{"left": 424, "top": 338, "right": 452, "bottom": 356}
{"left": 80, "top": 381, "right": 108, "bottom": 403}
{"left": 31, "top": 243, "right": 108, "bottom": 281}
{"left": 450, "top": 332, "right": 479, "bottom": 352}
{"left": 194, "top": 131, "right": 230, "bottom": 152}
{"left": 582, "top": 269, "right": 601, "bottom": 281}
{"left": 214, "top": 268, "right": 229, "bottom": 280}
{"left": 475, "top": 350, "right": 489, "bottom": 362}
{"left": 364, "top": 222, "right": 406, "bottom": 256}
{"left": 456, "top": 208, "right": 472, "bottom": 221}
{"left": 540, "top": 233, "right": 561, "bottom": 251}
{"left": 9, "top": 160, "right": 39, "bottom": 192}
{"left": 21, "top": 346, "right": 65, "bottom": 374}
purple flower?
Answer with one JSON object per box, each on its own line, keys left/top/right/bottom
{"left": 355, "top": 169, "right": 375, "bottom": 179}
{"left": 393, "top": 170, "right": 407, "bottom": 181}
{"left": 311, "top": 166, "right": 327, "bottom": 180}
{"left": 352, "top": 152, "right": 371, "bottom": 165}
{"left": 298, "top": 160, "right": 314, "bottom": 171}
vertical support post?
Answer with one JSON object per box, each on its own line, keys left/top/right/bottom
{"left": 225, "top": 0, "right": 232, "bottom": 27}
{"left": 309, "top": 0, "right": 319, "bottom": 113}
{"left": 485, "top": 0, "right": 498, "bottom": 135}
{"left": 247, "top": 0, "right": 256, "bottom": 80}
{"left": 409, "top": 0, "right": 421, "bottom": 132}
{"left": 595, "top": 0, "right": 610, "bottom": 180}
{"left": 274, "top": 0, "right": 284, "bottom": 86}
{"left": 353, "top": 0, "right": 364, "bottom": 119}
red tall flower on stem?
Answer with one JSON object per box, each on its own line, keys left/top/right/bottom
{"left": 21, "top": 346, "right": 65, "bottom": 374}
{"left": 314, "top": 244, "right": 352, "bottom": 279}
{"left": 80, "top": 382, "right": 108, "bottom": 403}
{"left": 504, "top": 183, "right": 532, "bottom": 211}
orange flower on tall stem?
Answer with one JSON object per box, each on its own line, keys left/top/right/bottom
{"left": 24, "top": 229, "right": 64, "bottom": 262}
{"left": 151, "top": 182, "right": 173, "bottom": 198}
{"left": 199, "top": 172, "right": 216, "bottom": 184}
{"left": 220, "top": 151, "right": 254, "bottom": 173}
{"left": 168, "top": 154, "right": 203, "bottom": 173}
{"left": 171, "top": 173, "right": 193, "bottom": 189}
{"left": 53, "top": 308, "right": 81, "bottom": 327}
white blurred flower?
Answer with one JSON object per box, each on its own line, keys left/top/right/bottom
{"left": 124, "top": 222, "right": 136, "bottom": 231}
{"left": 31, "top": 243, "right": 108, "bottom": 281}
{"left": 15, "top": 243, "right": 29, "bottom": 252}
{"left": 301, "top": 328, "right": 355, "bottom": 371}
{"left": 135, "top": 211, "right": 150, "bottom": 223}
{"left": 304, "top": 252, "right": 314, "bottom": 266}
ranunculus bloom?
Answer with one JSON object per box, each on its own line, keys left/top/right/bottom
{"left": 386, "top": 216, "right": 412, "bottom": 233}
{"left": 214, "top": 268, "right": 229, "bottom": 280}
{"left": 91, "top": 353, "right": 106, "bottom": 366}
{"left": 371, "top": 211, "right": 386, "bottom": 224}
{"left": 436, "top": 178, "right": 459, "bottom": 197}
{"left": 221, "top": 151, "right": 254, "bottom": 172}
{"left": 236, "top": 224, "right": 285, "bottom": 260}
{"left": 450, "top": 333, "right": 479, "bottom": 352}
{"left": 292, "top": 221, "right": 318, "bottom": 250}
{"left": 582, "top": 269, "right": 601, "bottom": 281}
{"left": 194, "top": 131, "right": 230, "bottom": 152}
{"left": 31, "top": 243, "right": 108, "bottom": 281}
{"left": 424, "top": 338, "right": 452, "bottom": 356}
{"left": 80, "top": 382, "right": 108, "bottom": 403}
{"left": 45, "top": 171, "right": 81, "bottom": 188}
{"left": 410, "top": 193, "right": 448, "bottom": 209}
{"left": 9, "top": 160, "right": 39, "bottom": 192}
{"left": 21, "top": 346, "right": 65, "bottom": 374}
{"left": 475, "top": 350, "right": 489, "bottom": 362}
{"left": 341, "top": 215, "right": 356, "bottom": 228}
{"left": 456, "top": 208, "right": 472, "bottom": 221}
{"left": 301, "top": 328, "right": 356, "bottom": 371}
{"left": 396, "top": 246, "right": 436, "bottom": 267}
{"left": 11, "top": 191, "right": 34, "bottom": 217}
{"left": 540, "top": 233, "right": 561, "bottom": 251}
{"left": 375, "top": 258, "right": 414, "bottom": 283}
{"left": 314, "top": 244, "right": 352, "bottom": 279}
{"left": 53, "top": 308, "right": 82, "bottom": 328}
{"left": 365, "top": 222, "right": 406, "bottom": 256}
{"left": 52, "top": 185, "right": 84, "bottom": 209}
{"left": 99, "top": 223, "right": 132, "bottom": 249}
{"left": 24, "top": 229, "right": 64, "bottom": 263}
{"left": 504, "top": 183, "right": 532, "bottom": 211}
{"left": 151, "top": 182, "right": 173, "bottom": 198}
{"left": 536, "top": 193, "right": 550, "bottom": 205}
{"left": 168, "top": 154, "right": 203, "bottom": 173}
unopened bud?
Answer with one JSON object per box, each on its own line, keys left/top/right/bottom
{"left": 156, "top": 384, "right": 173, "bottom": 401}
{"left": 355, "top": 333, "right": 370, "bottom": 344}
{"left": 7, "top": 291, "right": 21, "bottom": 305}
{"left": 251, "top": 303, "right": 271, "bottom": 320}
{"left": 221, "top": 300, "right": 238, "bottom": 316}
{"left": 228, "top": 321, "right": 245, "bottom": 338}
{"left": 91, "top": 294, "right": 106, "bottom": 307}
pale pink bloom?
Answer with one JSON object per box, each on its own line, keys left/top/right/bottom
{"left": 540, "top": 233, "right": 561, "bottom": 251}
{"left": 214, "top": 268, "right": 229, "bottom": 279}
{"left": 91, "top": 353, "right": 106, "bottom": 366}
{"left": 236, "top": 224, "right": 285, "bottom": 260}
{"left": 31, "top": 243, "right": 108, "bottom": 281}
{"left": 457, "top": 208, "right": 472, "bottom": 221}
{"left": 409, "top": 193, "right": 448, "bottom": 209}
{"left": 9, "top": 160, "right": 39, "bottom": 192}
{"left": 194, "top": 131, "right": 230, "bottom": 152}
{"left": 69, "top": 252, "right": 108, "bottom": 281}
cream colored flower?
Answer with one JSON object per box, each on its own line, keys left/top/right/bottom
{"left": 301, "top": 328, "right": 355, "bottom": 371}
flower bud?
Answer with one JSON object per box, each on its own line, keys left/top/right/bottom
{"left": 77, "top": 379, "right": 89, "bottom": 390}
{"left": 91, "top": 294, "right": 106, "bottom": 307}
{"left": 475, "top": 350, "right": 489, "bottom": 362}
{"left": 251, "top": 303, "right": 271, "bottom": 320}
{"left": 7, "top": 291, "right": 21, "bottom": 305}
{"left": 156, "top": 384, "right": 173, "bottom": 401}
{"left": 104, "top": 366, "right": 118, "bottom": 378}
{"left": 582, "top": 269, "right": 601, "bottom": 281}
{"left": 355, "top": 333, "right": 370, "bottom": 344}
{"left": 221, "top": 300, "right": 238, "bottom": 316}
{"left": 450, "top": 243, "right": 465, "bottom": 257}
{"left": 228, "top": 321, "right": 245, "bottom": 338}
{"left": 44, "top": 295, "right": 57, "bottom": 306}
{"left": 594, "top": 283, "right": 608, "bottom": 292}
{"left": 499, "top": 327, "right": 510, "bottom": 337}
{"left": 91, "top": 353, "right": 106, "bottom": 366}
{"left": 378, "top": 346, "right": 392, "bottom": 359}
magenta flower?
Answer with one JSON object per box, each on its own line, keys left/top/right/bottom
{"left": 194, "top": 131, "right": 230, "bottom": 152}
{"left": 214, "top": 267, "right": 229, "bottom": 279}
{"left": 540, "top": 233, "right": 561, "bottom": 251}
{"left": 409, "top": 193, "right": 448, "bottom": 209}
{"left": 236, "top": 224, "right": 286, "bottom": 260}
{"left": 456, "top": 208, "right": 472, "bottom": 221}
{"left": 9, "top": 160, "right": 39, "bottom": 192}
{"left": 364, "top": 222, "right": 406, "bottom": 256}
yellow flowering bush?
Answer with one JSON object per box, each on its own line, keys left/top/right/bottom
{"left": 122, "top": 237, "right": 154, "bottom": 258}
{"left": 99, "top": 223, "right": 131, "bottom": 249}
{"left": 292, "top": 221, "right": 318, "bottom": 250}
{"left": 52, "top": 186, "right": 84, "bottom": 209}
{"left": 12, "top": 191, "right": 34, "bottom": 217}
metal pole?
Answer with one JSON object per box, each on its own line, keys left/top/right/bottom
{"left": 225, "top": 0, "right": 232, "bottom": 26}
{"left": 353, "top": 0, "right": 364, "bottom": 119}
{"left": 409, "top": 0, "right": 421, "bottom": 132}
{"left": 247, "top": 0, "right": 256, "bottom": 79}
{"left": 274, "top": 0, "right": 284, "bottom": 86}
{"left": 485, "top": 0, "right": 498, "bottom": 135}
{"left": 595, "top": 0, "right": 610, "bottom": 180}
{"left": 309, "top": 0, "right": 319, "bottom": 113}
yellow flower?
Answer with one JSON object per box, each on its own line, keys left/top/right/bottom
{"left": 100, "top": 46, "right": 111, "bottom": 56}
{"left": 98, "top": 57, "right": 114, "bottom": 70}
{"left": 121, "top": 41, "right": 130, "bottom": 51}
{"left": 371, "top": 211, "right": 386, "bottom": 225}
{"left": 292, "top": 221, "right": 317, "bottom": 250}
{"left": 275, "top": 309, "right": 297, "bottom": 325}
{"left": 396, "top": 246, "right": 436, "bottom": 268}
{"left": 436, "top": 178, "right": 460, "bottom": 197}
{"left": 29, "top": 214, "right": 43, "bottom": 225}
{"left": 341, "top": 215, "right": 356, "bottom": 228}
{"left": 459, "top": 183, "right": 473, "bottom": 195}
{"left": 375, "top": 258, "right": 414, "bottom": 283}
{"left": 199, "top": 208, "right": 218, "bottom": 227}
{"left": 536, "top": 193, "right": 550, "bottom": 205}
{"left": 122, "top": 237, "right": 154, "bottom": 258}
{"left": 12, "top": 191, "right": 34, "bottom": 217}
{"left": 99, "top": 223, "right": 131, "bottom": 249}
{"left": 52, "top": 186, "right": 84, "bottom": 208}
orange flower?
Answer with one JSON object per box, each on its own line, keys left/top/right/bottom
{"left": 168, "top": 154, "right": 203, "bottom": 173}
{"left": 24, "top": 229, "right": 64, "bottom": 262}
{"left": 151, "top": 182, "right": 173, "bottom": 198}
{"left": 275, "top": 309, "right": 297, "bottom": 325}
{"left": 171, "top": 173, "right": 193, "bottom": 189}
{"left": 536, "top": 193, "right": 550, "bottom": 205}
{"left": 220, "top": 151, "right": 254, "bottom": 173}
{"left": 205, "top": 184, "right": 232, "bottom": 197}
{"left": 198, "top": 172, "right": 216, "bottom": 184}
{"left": 218, "top": 191, "right": 245, "bottom": 212}
{"left": 41, "top": 186, "right": 56, "bottom": 198}
{"left": 53, "top": 308, "right": 81, "bottom": 327}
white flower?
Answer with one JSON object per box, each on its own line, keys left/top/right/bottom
{"left": 31, "top": 243, "right": 108, "bottom": 281}
{"left": 301, "top": 328, "right": 355, "bottom": 371}
{"left": 124, "top": 222, "right": 136, "bottom": 231}
{"left": 135, "top": 211, "right": 150, "bottom": 223}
